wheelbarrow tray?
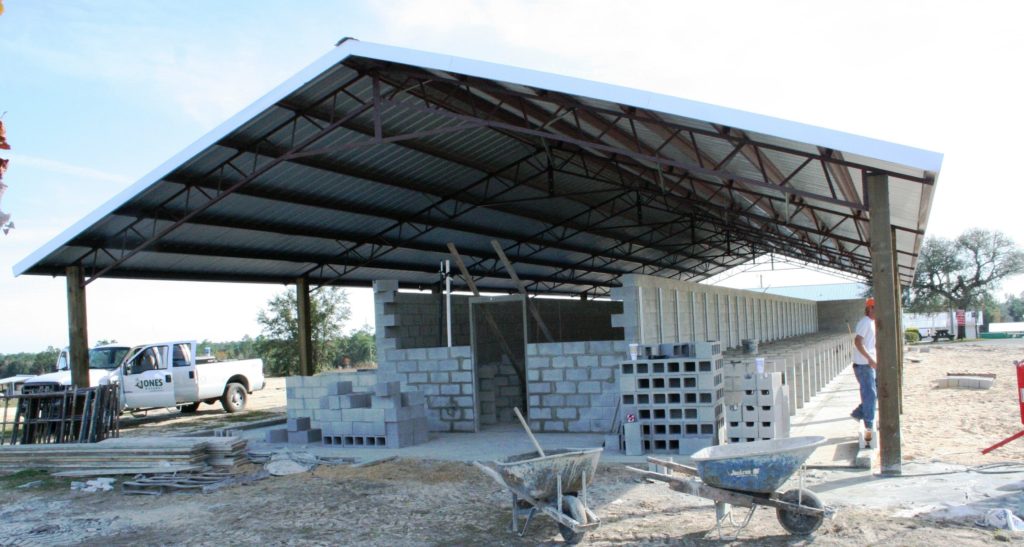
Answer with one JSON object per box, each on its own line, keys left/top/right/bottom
{"left": 486, "top": 447, "right": 603, "bottom": 501}
{"left": 690, "top": 436, "right": 825, "bottom": 493}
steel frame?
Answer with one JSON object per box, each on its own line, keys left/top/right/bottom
{"left": 64, "top": 58, "right": 934, "bottom": 293}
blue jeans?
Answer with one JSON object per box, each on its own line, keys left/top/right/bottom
{"left": 852, "top": 364, "right": 876, "bottom": 429}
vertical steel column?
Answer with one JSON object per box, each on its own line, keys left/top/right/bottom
{"left": 867, "top": 172, "right": 902, "bottom": 475}
{"left": 66, "top": 266, "right": 89, "bottom": 389}
{"left": 296, "top": 277, "right": 314, "bottom": 377}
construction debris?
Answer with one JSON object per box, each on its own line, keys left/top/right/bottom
{"left": 122, "top": 469, "right": 269, "bottom": 495}
{"left": 71, "top": 477, "right": 115, "bottom": 492}
{"left": 0, "top": 436, "right": 249, "bottom": 476}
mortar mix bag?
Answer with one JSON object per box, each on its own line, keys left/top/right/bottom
{"left": 980, "top": 508, "right": 1024, "bottom": 531}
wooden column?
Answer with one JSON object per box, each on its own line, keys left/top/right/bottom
{"left": 296, "top": 278, "right": 314, "bottom": 377}
{"left": 66, "top": 266, "right": 90, "bottom": 389}
{"left": 867, "top": 172, "right": 902, "bottom": 475}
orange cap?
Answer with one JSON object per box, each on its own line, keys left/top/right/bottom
{"left": 866, "top": 297, "right": 875, "bottom": 308}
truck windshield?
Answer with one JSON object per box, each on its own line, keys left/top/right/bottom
{"left": 89, "top": 347, "right": 130, "bottom": 370}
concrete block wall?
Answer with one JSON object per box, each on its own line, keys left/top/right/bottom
{"left": 525, "top": 340, "right": 627, "bottom": 433}
{"left": 285, "top": 370, "right": 378, "bottom": 429}
{"left": 374, "top": 280, "right": 472, "bottom": 351}
{"left": 612, "top": 274, "right": 818, "bottom": 350}
{"left": 724, "top": 370, "right": 791, "bottom": 442}
{"left": 376, "top": 345, "right": 476, "bottom": 432}
{"left": 817, "top": 299, "right": 865, "bottom": 333}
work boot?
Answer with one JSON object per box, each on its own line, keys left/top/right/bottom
{"left": 864, "top": 430, "right": 873, "bottom": 444}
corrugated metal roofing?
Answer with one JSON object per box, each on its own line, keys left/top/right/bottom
{"left": 15, "top": 40, "right": 943, "bottom": 296}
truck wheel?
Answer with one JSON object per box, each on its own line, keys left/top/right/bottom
{"left": 221, "top": 383, "right": 247, "bottom": 413}
{"left": 180, "top": 402, "right": 201, "bottom": 413}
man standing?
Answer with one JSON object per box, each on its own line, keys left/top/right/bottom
{"left": 851, "top": 297, "right": 877, "bottom": 444}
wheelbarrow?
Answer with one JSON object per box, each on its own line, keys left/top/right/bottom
{"left": 627, "top": 436, "right": 834, "bottom": 538}
{"left": 473, "top": 408, "right": 602, "bottom": 544}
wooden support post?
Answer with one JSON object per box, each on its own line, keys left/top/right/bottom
{"left": 867, "top": 173, "right": 902, "bottom": 475}
{"left": 296, "top": 277, "right": 314, "bottom": 377}
{"left": 66, "top": 266, "right": 90, "bottom": 389}
{"left": 893, "top": 229, "right": 905, "bottom": 415}
{"left": 489, "top": 240, "right": 555, "bottom": 343}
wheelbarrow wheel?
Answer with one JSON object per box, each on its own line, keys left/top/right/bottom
{"left": 557, "top": 495, "right": 587, "bottom": 544}
{"left": 776, "top": 488, "right": 824, "bottom": 536}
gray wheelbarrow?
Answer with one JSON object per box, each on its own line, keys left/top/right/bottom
{"left": 627, "top": 436, "right": 835, "bottom": 538}
{"left": 475, "top": 447, "right": 603, "bottom": 544}
{"left": 474, "top": 408, "right": 602, "bottom": 544}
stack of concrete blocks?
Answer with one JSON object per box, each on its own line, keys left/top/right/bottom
{"left": 723, "top": 365, "right": 790, "bottom": 443}
{"left": 525, "top": 341, "right": 626, "bottom": 433}
{"left": 317, "top": 380, "right": 429, "bottom": 448}
{"left": 477, "top": 357, "right": 524, "bottom": 425}
{"left": 285, "top": 370, "right": 378, "bottom": 430}
{"left": 617, "top": 341, "right": 724, "bottom": 455}
{"left": 265, "top": 417, "right": 322, "bottom": 444}
{"left": 721, "top": 333, "right": 853, "bottom": 418}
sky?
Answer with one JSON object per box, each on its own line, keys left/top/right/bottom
{"left": 1, "top": 1, "right": 1023, "bottom": 353}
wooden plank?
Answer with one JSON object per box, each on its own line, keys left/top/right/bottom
{"left": 489, "top": 240, "right": 555, "bottom": 343}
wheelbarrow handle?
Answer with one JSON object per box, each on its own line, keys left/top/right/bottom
{"left": 646, "top": 456, "right": 699, "bottom": 477}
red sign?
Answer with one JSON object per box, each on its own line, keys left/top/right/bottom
{"left": 956, "top": 310, "right": 966, "bottom": 326}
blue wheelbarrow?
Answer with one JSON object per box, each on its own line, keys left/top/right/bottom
{"left": 628, "top": 436, "right": 834, "bottom": 538}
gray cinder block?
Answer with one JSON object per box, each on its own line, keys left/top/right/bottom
{"left": 288, "top": 428, "right": 322, "bottom": 444}
{"left": 287, "top": 417, "right": 311, "bottom": 432}
{"left": 374, "top": 381, "right": 401, "bottom": 399}
{"left": 340, "top": 393, "right": 372, "bottom": 409}
{"left": 327, "top": 381, "right": 354, "bottom": 396}
{"left": 266, "top": 428, "right": 288, "bottom": 443}
{"left": 401, "top": 391, "right": 425, "bottom": 407}
{"left": 373, "top": 394, "right": 401, "bottom": 409}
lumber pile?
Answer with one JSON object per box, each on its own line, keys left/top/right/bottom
{"left": 0, "top": 436, "right": 249, "bottom": 476}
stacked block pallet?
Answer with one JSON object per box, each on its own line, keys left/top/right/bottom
{"left": 319, "top": 380, "right": 428, "bottom": 448}
{"left": 723, "top": 368, "right": 790, "bottom": 443}
{"left": 619, "top": 341, "right": 724, "bottom": 454}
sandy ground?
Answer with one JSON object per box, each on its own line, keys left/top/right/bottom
{"left": 1, "top": 344, "right": 1023, "bottom": 545}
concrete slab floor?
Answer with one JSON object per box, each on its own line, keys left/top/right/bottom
{"left": 238, "top": 364, "right": 1024, "bottom": 520}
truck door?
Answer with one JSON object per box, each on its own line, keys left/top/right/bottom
{"left": 170, "top": 342, "right": 200, "bottom": 404}
{"left": 120, "top": 345, "right": 176, "bottom": 409}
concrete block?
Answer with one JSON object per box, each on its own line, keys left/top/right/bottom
{"left": 372, "top": 394, "right": 402, "bottom": 409}
{"left": 451, "top": 371, "right": 472, "bottom": 383}
{"left": 578, "top": 381, "right": 601, "bottom": 394}
{"left": 624, "top": 422, "right": 643, "bottom": 456}
{"left": 265, "top": 428, "right": 288, "bottom": 443}
{"left": 401, "top": 391, "right": 425, "bottom": 407}
{"left": 340, "top": 393, "right": 372, "bottom": 409}
{"left": 288, "top": 429, "right": 322, "bottom": 444}
{"left": 287, "top": 417, "right": 311, "bottom": 432}
{"left": 374, "top": 381, "right": 401, "bottom": 397}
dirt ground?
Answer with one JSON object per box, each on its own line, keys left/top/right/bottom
{"left": 1, "top": 344, "right": 1022, "bottom": 545}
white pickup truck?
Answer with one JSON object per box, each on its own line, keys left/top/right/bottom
{"left": 22, "top": 341, "right": 265, "bottom": 413}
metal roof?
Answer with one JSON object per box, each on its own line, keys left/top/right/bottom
{"left": 15, "top": 40, "right": 943, "bottom": 296}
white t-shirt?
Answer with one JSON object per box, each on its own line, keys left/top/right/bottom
{"left": 853, "top": 315, "right": 876, "bottom": 365}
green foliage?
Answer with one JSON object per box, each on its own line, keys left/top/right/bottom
{"left": 336, "top": 325, "right": 376, "bottom": 367}
{"left": 908, "top": 229, "right": 1024, "bottom": 312}
{"left": 1001, "top": 292, "right": 1024, "bottom": 322}
{"left": 196, "top": 335, "right": 259, "bottom": 361}
{"left": 904, "top": 328, "right": 921, "bottom": 344}
{"left": 0, "top": 346, "right": 60, "bottom": 378}
{"left": 255, "top": 287, "right": 352, "bottom": 376}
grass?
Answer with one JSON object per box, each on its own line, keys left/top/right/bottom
{"left": 0, "top": 469, "right": 71, "bottom": 492}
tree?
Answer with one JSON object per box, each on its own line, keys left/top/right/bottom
{"left": 336, "top": 325, "right": 376, "bottom": 368}
{"left": 1001, "top": 293, "right": 1024, "bottom": 322}
{"left": 255, "top": 287, "right": 351, "bottom": 376}
{"left": 908, "top": 229, "right": 1024, "bottom": 313}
